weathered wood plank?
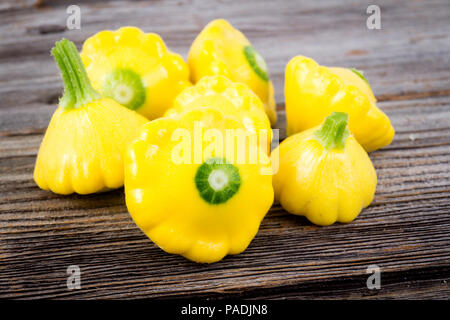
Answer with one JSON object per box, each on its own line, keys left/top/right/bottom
{"left": 246, "top": 267, "right": 450, "bottom": 300}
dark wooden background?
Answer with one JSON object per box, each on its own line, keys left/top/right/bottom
{"left": 0, "top": 0, "right": 449, "bottom": 299}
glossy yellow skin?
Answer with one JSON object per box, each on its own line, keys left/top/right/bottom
{"left": 285, "top": 56, "right": 395, "bottom": 152}
{"left": 165, "top": 75, "right": 272, "bottom": 153}
{"left": 34, "top": 98, "right": 148, "bottom": 195}
{"left": 125, "top": 108, "right": 274, "bottom": 263}
{"left": 188, "top": 19, "right": 277, "bottom": 125}
{"left": 272, "top": 127, "right": 377, "bottom": 226}
{"left": 81, "top": 26, "right": 191, "bottom": 120}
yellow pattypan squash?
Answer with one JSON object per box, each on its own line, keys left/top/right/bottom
{"left": 34, "top": 39, "right": 148, "bottom": 195}
{"left": 285, "top": 55, "right": 394, "bottom": 152}
{"left": 80, "top": 26, "right": 191, "bottom": 120}
{"left": 125, "top": 107, "right": 274, "bottom": 263}
{"left": 272, "top": 112, "right": 377, "bottom": 226}
{"left": 188, "top": 19, "right": 277, "bottom": 125}
{"left": 165, "top": 75, "right": 272, "bottom": 153}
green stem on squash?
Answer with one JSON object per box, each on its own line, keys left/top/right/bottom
{"left": 313, "top": 112, "right": 349, "bottom": 150}
{"left": 51, "top": 38, "right": 100, "bottom": 110}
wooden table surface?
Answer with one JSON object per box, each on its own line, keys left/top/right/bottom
{"left": 0, "top": 0, "right": 449, "bottom": 299}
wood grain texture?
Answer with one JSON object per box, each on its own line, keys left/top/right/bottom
{"left": 0, "top": 0, "right": 449, "bottom": 299}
